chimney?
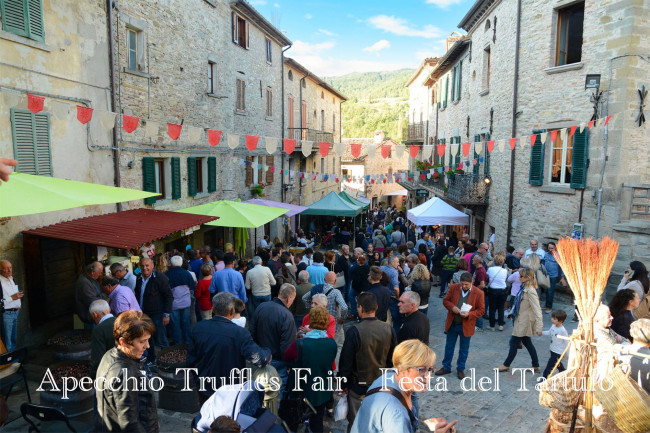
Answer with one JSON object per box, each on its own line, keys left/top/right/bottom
{"left": 446, "top": 32, "right": 463, "bottom": 51}
{"left": 373, "top": 130, "right": 385, "bottom": 144}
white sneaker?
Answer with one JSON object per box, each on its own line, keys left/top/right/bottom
{"left": 498, "top": 326, "right": 504, "bottom": 331}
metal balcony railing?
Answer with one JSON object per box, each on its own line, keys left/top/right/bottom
{"left": 402, "top": 122, "right": 425, "bottom": 142}
{"left": 287, "top": 128, "right": 334, "bottom": 143}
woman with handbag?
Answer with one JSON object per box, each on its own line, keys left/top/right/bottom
{"left": 283, "top": 307, "right": 337, "bottom": 433}
{"left": 408, "top": 264, "right": 432, "bottom": 315}
{"left": 486, "top": 253, "right": 509, "bottom": 331}
{"left": 497, "top": 268, "right": 544, "bottom": 373}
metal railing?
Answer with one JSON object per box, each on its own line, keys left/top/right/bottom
{"left": 402, "top": 122, "right": 425, "bottom": 141}
{"left": 287, "top": 128, "right": 334, "bottom": 143}
{"left": 446, "top": 173, "right": 489, "bottom": 205}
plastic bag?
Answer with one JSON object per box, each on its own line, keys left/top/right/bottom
{"left": 334, "top": 395, "right": 348, "bottom": 422}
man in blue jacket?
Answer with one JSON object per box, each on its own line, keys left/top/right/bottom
{"left": 188, "top": 292, "right": 271, "bottom": 404}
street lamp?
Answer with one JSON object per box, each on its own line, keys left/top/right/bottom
{"left": 483, "top": 176, "right": 492, "bottom": 186}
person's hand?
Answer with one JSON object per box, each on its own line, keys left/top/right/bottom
{"left": 162, "top": 316, "right": 170, "bottom": 326}
{"left": 337, "top": 318, "right": 345, "bottom": 325}
{"left": 337, "top": 389, "right": 347, "bottom": 397}
{"left": 424, "top": 418, "right": 458, "bottom": 432}
{"left": 459, "top": 311, "right": 469, "bottom": 318}
{"left": 560, "top": 276, "right": 567, "bottom": 286}
{"left": 11, "top": 292, "right": 24, "bottom": 300}
{"left": 623, "top": 271, "right": 631, "bottom": 281}
{"left": 536, "top": 332, "right": 543, "bottom": 336}
{"left": 452, "top": 306, "right": 460, "bottom": 315}
{"left": 0, "top": 158, "right": 18, "bottom": 184}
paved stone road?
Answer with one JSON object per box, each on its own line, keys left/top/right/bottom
{"left": 3, "top": 293, "right": 574, "bottom": 432}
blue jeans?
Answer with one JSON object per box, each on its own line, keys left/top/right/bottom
{"left": 543, "top": 351, "right": 566, "bottom": 379}
{"left": 442, "top": 323, "right": 472, "bottom": 371}
{"left": 504, "top": 335, "right": 539, "bottom": 368}
{"left": 476, "top": 316, "right": 484, "bottom": 329}
{"left": 150, "top": 313, "right": 169, "bottom": 350}
{"left": 252, "top": 295, "right": 271, "bottom": 311}
{"left": 546, "top": 277, "right": 558, "bottom": 309}
{"left": 343, "top": 280, "right": 351, "bottom": 303}
{"left": 389, "top": 298, "right": 402, "bottom": 333}
{"left": 270, "top": 360, "right": 288, "bottom": 401}
{"left": 349, "top": 287, "right": 359, "bottom": 317}
{"left": 441, "top": 270, "right": 454, "bottom": 295}
{"left": 411, "top": 392, "right": 420, "bottom": 431}
{"left": 169, "top": 307, "right": 191, "bottom": 345}
{"left": 2, "top": 309, "right": 19, "bottom": 352}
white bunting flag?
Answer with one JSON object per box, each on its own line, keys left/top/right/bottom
{"left": 265, "top": 137, "right": 278, "bottom": 154}
{"left": 145, "top": 120, "right": 159, "bottom": 138}
{"left": 475, "top": 141, "right": 483, "bottom": 155}
{"left": 334, "top": 142, "right": 345, "bottom": 156}
{"left": 597, "top": 117, "right": 605, "bottom": 128}
{"left": 497, "top": 139, "right": 506, "bottom": 152}
{"left": 579, "top": 123, "right": 586, "bottom": 133}
{"left": 450, "top": 144, "right": 459, "bottom": 156}
{"left": 187, "top": 126, "right": 202, "bottom": 144}
{"left": 97, "top": 111, "right": 116, "bottom": 131}
{"left": 422, "top": 145, "right": 433, "bottom": 159}
{"left": 366, "top": 144, "right": 377, "bottom": 159}
{"left": 2, "top": 89, "right": 23, "bottom": 108}
{"left": 301, "top": 140, "right": 313, "bottom": 157}
{"left": 540, "top": 132, "right": 548, "bottom": 144}
{"left": 49, "top": 101, "right": 70, "bottom": 120}
{"left": 560, "top": 128, "right": 567, "bottom": 142}
{"left": 611, "top": 113, "right": 620, "bottom": 125}
{"left": 394, "top": 145, "right": 404, "bottom": 159}
{"left": 227, "top": 133, "right": 240, "bottom": 149}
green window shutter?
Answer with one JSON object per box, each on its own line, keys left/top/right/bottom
{"left": 171, "top": 157, "right": 181, "bottom": 199}
{"left": 187, "top": 157, "right": 197, "bottom": 196}
{"left": 1, "top": 0, "right": 28, "bottom": 38}
{"left": 142, "top": 157, "right": 156, "bottom": 205}
{"left": 529, "top": 129, "right": 546, "bottom": 185}
{"left": 10, "top": 108, "right": 51, "bottom": 176}
{"left": 451, "top": 67, "right": 456, "bottom": 101}
{"left": 484, "top": 132, "right": 490, "bottom": 176}
{"left": 454, "top": 136, "right": 461, "bottom": 167}
{"left": 473, "top": 134, "right": 481, "bottom": 176}
{"left": 207, "top": 156, "right": 216, "bottom": 192}
{"left": 570, "top": 129, "right": 589, "bottom": 189}
{"left": 457, "top": 61, "right": 462, "bottom": 101}
{"left": 26, "top": 0, "right": 45, "bottom": 42}
{"left": 443, "top": 77, "right": 448, "bottom": 108}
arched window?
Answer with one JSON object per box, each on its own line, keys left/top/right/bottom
{"left": 288, "top": 70, "right": 293, "bottom": 81}
{"left": 485, "top": 19, "right": 491, "bottom": 31}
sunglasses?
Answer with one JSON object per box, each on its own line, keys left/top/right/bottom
{"left": 414, "top": 367, "right": 435, "bottom": 376}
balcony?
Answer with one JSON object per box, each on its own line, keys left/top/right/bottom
{"left": 403, "top": 172, "right": 489, "bottom": 206}
{"left": 402, "top": 122, "right": 425, "bottom": 143}
{"left": 287, "top": 128, "right": 334, "bottom": 143}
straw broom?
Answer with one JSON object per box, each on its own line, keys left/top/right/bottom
{"left": 552, "top": 237, "right": 619, "bottom": 433}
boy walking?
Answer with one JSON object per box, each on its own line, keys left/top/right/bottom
{"left": 541, "top": 309, "right": 569, "bottom": 378}
{"left": 440, "top": 246, "right": 458, "bottom": 297}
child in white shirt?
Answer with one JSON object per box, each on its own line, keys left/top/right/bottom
{"left": 541, "top": 309, "right": 569, "bottom": 378}
{"left": 231, "top": 298, "right": 247, "bottom": 328}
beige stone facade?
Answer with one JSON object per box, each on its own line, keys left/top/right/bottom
{"left": 404, "top": 0, "right": 650, "bottom": 277}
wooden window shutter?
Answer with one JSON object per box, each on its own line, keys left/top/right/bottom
{"left": 187, "top": 157, "right": 197, "bottom": 196}
{"left": 451, "top": 67, "right": 456, "bottom": 101}
{"left": 171, "top": 157, "right": 181, "bottom": 199}
{"left": 570, "top": 129, "right": 589, "bottom": 189}
{"left": 10, "top": 108, "right": 51, "bottom": 176}
{"left": 245, "top": 21, "right": 250, "bottom": 49}
{"left": 1, "top": 0, "right": 28, "bottom": 38}
{"left": 26, "top": 0, "right": 44, "bottom": 42}
{"left": 232, "top": 12, "right": 238, "bottom": 43}
{"left": 265, "top": 155, "right": 274, "bottom": 184}
{"left": 529, "top": 129, "right": 546, "bottom": 185}
{"left": 246, "top": 156, "right": 253, "bottom": 186}
{"left": 454, "top": 136, "right": 461, "bottom": 167}
{"left": 207, "top": 156, "right": 217, "bottom": 192}
{"left": 473, "top": 134, "right": 481, "bottom": 176}
{"left": 142, "top": 157, "right": 156, "bottom": 204}
{"left": 457, "top": 61, "right": 462, "bottom": 100}
{"left": 443, "top": 77, "right": 448, "bottom": 108}
{"left": 484, "top": 132, "right": 491, "bottom": 176}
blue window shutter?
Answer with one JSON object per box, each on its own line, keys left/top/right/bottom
{"left": 570, "top": 129, "right": 589, "bottom": 189}
{"left": 142, "top": 157, "right": 156, "bottom": 205}
{"left": 171, "top": 157, "right": 181, "bottom": 199}
{"left": 529, "top": 129, "right": 546, "bottom": 185}
{"left": 207, "top": 157, "right": 217, "bottom": 192}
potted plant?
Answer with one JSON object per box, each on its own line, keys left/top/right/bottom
{"left": 251, "top": 183, "right": 266, "bottom": 198}
{"left": 446, "top": 169, "right": 456, "bottom": 181}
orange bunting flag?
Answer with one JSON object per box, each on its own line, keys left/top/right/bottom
{"left": 207, "top": 129, "right": 222, "bottom": 146}
{"left": 351, "top": 143, "right": 362, "bottom": 158}
{"left": 76, "top": 106, "right": 94, "bottom": 124}
{"left": 409, "top": 145, "right": 419, "bottom": 158}
{"left": 487, "top": 140, "right": 495, "bottom": 153}
{"left": 588, "top": 120, "right": 595, "bottom": 129}
{"left": 604, "top": 115, "right": 612, "bottom": 126}
{"left": 27, "top": 93, "right": 45, "bottom": 113}
{"left": 283, "top": 138, "right": 296, "bottom": 154}
{"left": 550, "top": 130, "right": 558, "bottom": 142}
{"left": 462, "top": 142, "right": 471, "bottom": 157}
{"left": 319, "top": 142, "right": 330, "bottom": 157}
{"left": 437, "top": 144, "right": 446, "bottom": 158}
{"left": 530, "top": 134, "right": 537, "bottom": 147}
{"left": 509, "top": 138, "right": 517, "bottom": 150}
{"left": 245, "top": 135, "right": 259, "bottom": 151}
{"left": 122, "top": 115, "right": 139, "bottom": 133}
{"left": 381, "top": 144, "right": 391, "bottom": 159}
{"left": 167, "top": 123, "right": 182, "bottom": 140}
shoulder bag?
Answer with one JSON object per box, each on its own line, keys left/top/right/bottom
{"left": 536, "top": 267, "right": 550, "bottom": 290}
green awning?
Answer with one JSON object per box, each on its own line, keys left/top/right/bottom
{"left": 0, "top": 173, "right": 158, "bottom": 218}
{"left": 339, "top": 191, "right": 370, "bottom": 210}
{"left": 176, "top": 200, "right": 288, "bottom": 228}
{"left": 302, "top": 191, "right": 362, "bottom": 217}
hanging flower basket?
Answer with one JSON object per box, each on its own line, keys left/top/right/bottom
{"left": 251, "top": 183, "right": 266, "bottom": 198}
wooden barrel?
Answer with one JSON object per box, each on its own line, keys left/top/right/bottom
{"left": 39, "top": 360, "right": 94, "bottom": 417}
{"left": 48, "top": 330, "right": 92, "bottom": 361}
{"left": 156, "top": 344, "right": 200, "bottom": 413}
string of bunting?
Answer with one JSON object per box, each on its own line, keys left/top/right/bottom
{"left": 2, "top": 89, "right": 622, "bottom": 185}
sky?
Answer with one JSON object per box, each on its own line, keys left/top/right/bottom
{"left": 248, "top": 0, "right": 473, "bottom": 77}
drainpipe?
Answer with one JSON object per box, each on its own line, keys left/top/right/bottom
{"left": 298, "top": 71, "right": 310, "bottom": 206}
{"left": 505, "top": 0, "right": 522, "bottom": 248}
{"left": 107, "top": 0, "right": 121, "bottom": 211}
{"left": 281, "top": 44, "right": 291, "bottom": 204}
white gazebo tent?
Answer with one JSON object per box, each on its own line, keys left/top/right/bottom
{"left": 407, "top": 197, "right": 470, "bottom": 226}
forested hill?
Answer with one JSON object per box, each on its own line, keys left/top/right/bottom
{"left": 324, "top": 68, "right": 414, "bottom": 140}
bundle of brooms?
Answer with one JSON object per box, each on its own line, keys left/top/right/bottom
{"left": 544, "top": 237, "right": 619, "bottom": 433}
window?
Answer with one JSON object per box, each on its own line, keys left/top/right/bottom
{"left": 321, "top": 91, "right": 324, "bottom": 99}
{"left": 301, "top": 79, "right": 306, "bottom": 89}
{"left": 232, "top": 12, "right": 249, "bottom": 49}
{"left": 451, "top": 67, "right": 456, "bottom": 101}
{"left": 320, "top": 158, "right": 325, "bottom": 174}
{"left": 1, "top": 0, "right": 45, "bottom": 42}
{"left": 333, "top": 113, "right": 336, "bottom": 132}
{"left": 126, "top": 28, "right": 145, "bottom": 71}
{"left": 320, "top": 110, "right": 325, "bottom": 130}
{"left": 288, "top": 70, "right": 293, "bottom": 81}
{"left": 154, "top": 160, "right": 166, "bottom": 198}
{"left": 195, "top": 157, "right": 204, "bottom": 193}
{"left": 332, "top": 157, "right": 336, "bottom": 173}
{"left": 266, "top": 88, "right": 273, "bottom": 117}
{"left": 142, "top": 157, "right": 169, "bottom": 203}
{"left": 10, "top": 109, "right": 51, "bottom": 176}
{"left": 483, "top": 47, "right": 491, "bottom": 89}
{"left": 207, "top": 61, "right": 217, "bottom": 93}
{"left": 236, "top": 78, "right": 246, "bottom": 111}
{"left": 556, "top": 2, "right": 584, "bottom": 66}
{"left": 288, "top": 96, "right": 294, "bottom": 130}
{"left": 265, "top": 37, "right": 272, "bottom": 63}
{"left": 288, "top": 157, "right": 295, "bottom": 182}
{"left": 455, "top": 61, "right": 462, "bottom": 101}
{"left": 443, "top": 76, "right": 448, "bottom": 108}
{"left": 549, "top": 131, "right": 573, "bottom": 184}
{"left": 431, "top": 88, "right": 436, "bottom": 106}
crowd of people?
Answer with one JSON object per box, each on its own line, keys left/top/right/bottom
{"left": 2, "top": 204, "right": 645, "bottom": 432}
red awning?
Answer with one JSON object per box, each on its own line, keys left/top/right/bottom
{"left": 22, "top": 208, "right": 218, "bottom": 249}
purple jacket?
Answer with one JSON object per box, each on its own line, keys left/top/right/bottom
{"left": 108, "top": 284, "right": 141, "bottom": 315}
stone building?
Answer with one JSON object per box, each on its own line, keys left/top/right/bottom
{"left": 403, "top": 0, "right": 650, "bottom": 277}
{"left": 342, "top": 132, "right": 410, "bottom": 208}
{"left": 404, "top": 58, "right": 438, "bottom": 150}
{"left": 282, "top": 57, "right": 347, "bottom": 230}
